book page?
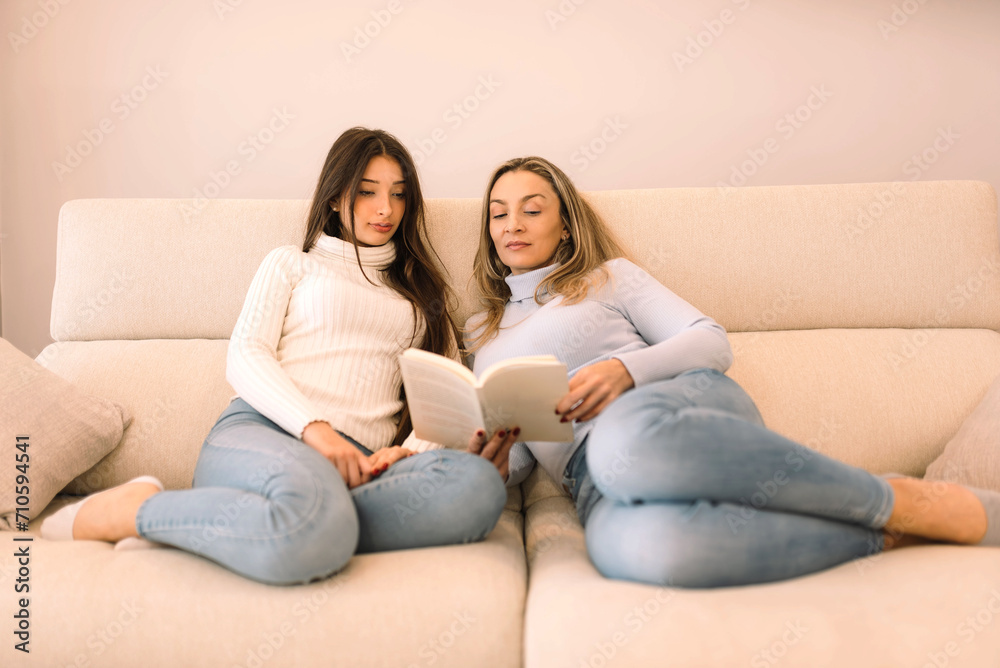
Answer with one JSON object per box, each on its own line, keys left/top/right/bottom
{"left": 478, "top": 355, "right": 560, "bottom": 385}
{"left": 399, "top": 357, "right": 485, "bottom": 448}
{"left": 400, "top": 347, "right": 479, "bottom": 385}
{"left": 477, "top": 362, "right": 574, "bottom": 443}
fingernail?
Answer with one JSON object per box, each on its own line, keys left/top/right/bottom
{"left": 476, "top": 430, "right": 485, "bottom": 438}
{"left": 498, "top": 431, "right": 506, "bottom": 438}
{"left": 554, "top": 409, "right": 560, "bottom": 415}
{"left": 560, "top": 417, "right": 568, "bottom": 423}
{"left": 513, "top": 427, "right": 521, "bottom": 437}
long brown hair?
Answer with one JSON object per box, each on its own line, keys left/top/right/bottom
{"left": 303, "top": 127, "right": 458, "bottom": 357}
{"left": 467, "top": 156, "right": 628, "bottom": 351}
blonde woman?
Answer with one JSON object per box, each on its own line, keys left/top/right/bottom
{"left": 464, "top": 156, "right": 999, "bottom": 588}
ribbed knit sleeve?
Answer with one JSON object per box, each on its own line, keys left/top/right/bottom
{"left": 226, "top": 247, "right": 323, "bottom": 438}
{"left": 608, "top": 259, "right": 733, "bottom": 386}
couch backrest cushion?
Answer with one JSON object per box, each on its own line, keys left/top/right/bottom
{"left": 52, "top": 181, "right": 1000, "bottom": 341}
{"left": 52, "top": 199, "right": 309, "bottom": 341}
{"left": 47, "top": 182, "right": 1000, "bottom": 487}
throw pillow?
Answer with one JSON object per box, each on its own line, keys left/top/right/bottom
{"left": 0, "top": 338, "right": 131, "bottom": 530}
{"left": 924, "top": 373, "right": 1000, "bottom": 491}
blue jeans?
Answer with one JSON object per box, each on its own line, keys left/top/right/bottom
{"left": 562, "top": 368, "right": 894, "bottom": 588}
{"left": 135, "top": 399, "right": 507, "bottom": 585}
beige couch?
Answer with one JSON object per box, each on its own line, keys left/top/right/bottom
{"left": 5, "top": 180, "right": 1000, "bottom": 667}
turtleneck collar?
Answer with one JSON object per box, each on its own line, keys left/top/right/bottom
{"left": 505, "top": 262, "right": 561, "bottom": 302}
{"left": 310, "top": 233, "right": 396, "bottom": 268}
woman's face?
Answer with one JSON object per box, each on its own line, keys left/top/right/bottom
{"left": 337, "top": 155, "right": 406, "bottom": 247}
{"left": 488, "top": 170, "right": 567, "bottom": 275}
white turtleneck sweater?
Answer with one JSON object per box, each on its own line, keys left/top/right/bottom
{"left": 226, "top": 233, "right": 438, "bottom": 452}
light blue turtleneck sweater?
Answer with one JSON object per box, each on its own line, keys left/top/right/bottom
{"left": 468, "top": 258, "right": 733, "bottom": 486}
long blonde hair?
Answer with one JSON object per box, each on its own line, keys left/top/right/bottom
{"left": 467, "top": 156, "right": 628, "bottom": 351}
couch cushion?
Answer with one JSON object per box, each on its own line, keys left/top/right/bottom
{"left": 3, "top": 504, "right": 525, "bottom": 668}
{"left": 522, "top": 493, "right": 1000, "bottom": 668}
{"left": 417, "top": 181, "right": 1000, "bottom": 329}
{"left": 38, "top": 339, "right": 234, "bottom": 493}
{"left": 51, "top": 199, "right": 309, "bottom": 341}
{"left": 0, "top": 338, "right": 130, "bottom": 528}
{"left": 51, "top": 181, "right": 1000, "bottom": 341}
{"left": 726, "top": 328, "right": 1000, "bottom": 476}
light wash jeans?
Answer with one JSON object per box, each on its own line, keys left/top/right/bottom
{"left": 136, "top": 399, "right": 507, "bottom": 585}
{"left": 562, "top": 368, "right": 894, "bottom": 588}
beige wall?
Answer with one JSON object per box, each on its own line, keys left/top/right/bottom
{"left": 2, "top": 0, "right": 999, "bottom": 357}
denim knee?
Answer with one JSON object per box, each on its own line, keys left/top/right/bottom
{"left": 585, "top": 500, "right": 674, "bottom": 587}
{"left": 584, "top": 499, "right": 733, "bottom": 588}
{"left": 242, "top": 459, "right": 359, "bottom": 585}
{"left": 587, "top": 386, "right": 758, "bottom": 502}
{"left": 438, "top": 450, "right": 507, "bottom": 542}
{"left": 249, "top": 503, "right": 359, "bottom": 586}
{"left": 585, "top": 389, "right": 682, "bottom": 500}
{"left": 587, "top": 371, "right": 761, "bottom": 473}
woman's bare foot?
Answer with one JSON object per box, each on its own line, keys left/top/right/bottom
{"left": 885, "top": 477, "right": 988, "bottom": 545}
{"left": 72, "top": 480, "right": 162, "bottom": 542}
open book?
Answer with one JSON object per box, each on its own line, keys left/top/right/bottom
{"left": 399, "top": 348, "right": 574, "bottom": 449}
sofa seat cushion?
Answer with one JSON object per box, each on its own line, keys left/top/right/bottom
{"left": 5, "top": 503, "right": 525, "bottom": 668}
{"left": 522, "top": 494, "right": 1000, "bottom": 668}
